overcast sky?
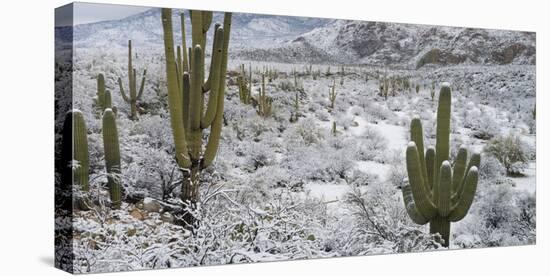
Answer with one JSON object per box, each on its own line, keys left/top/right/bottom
{"left": 73, "top": 2, "right": 150, "bottom": 25}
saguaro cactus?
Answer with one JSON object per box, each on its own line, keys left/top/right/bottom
{"left": 256, "top": 73, "right": 273, "bottom": 118}
{"left": 102, "top": 109, "right": 122, "bottom": 209}
{"left": 118, "top": 40, "right": 147, "bottom": 120}
{"left": 402, "top": 84, "right": 480, "bottom": 247}
{"left": 237, "top": 64, "right": 251, "bottom": 104}
{"left": 63, "top": 110, "right": 89, "bottom": 192}
{"left": 329, "top": 79, "right": 337, "bottom": 109}
{"left": 161, "top": 8, "right": 231, "bottom": 222}
{"left": 96, "top": 73, "right": 106, "bottom": 110}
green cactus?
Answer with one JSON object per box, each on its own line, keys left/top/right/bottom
{"left": 118, "top": 40, "right": 147, "bottom": 120}
{"left": 402, "top": 84, "right": 480, "bottom": 247}
{"left": 340, "top": 66, "right": 345, "bottom": 85}
{"left": 237, "top": 64, "right": 251, "bottom": 104}
{"left": 102, "top": 109, "right": 121, "bottom": 209}
{"left": 291, "top": 91, "right": 300, "bottom": 122}
{"left": 329, "top": 79, "right": 337, "bottom": 109}
{"left": 161, "top": 9, "right": 231, "bottom": 216}
{"left": 63, "top": 110, "right": 89, "bottom": 192}
{"left": 256, "top": 73, "right": 273, "bottom": 118}
{"left": 331, "top": 121, "right": 337, "bottom": 136}
{"left": 96, "top": 73, "right": 106, "bottom": 110}
{"left": 416, "top": 83, "right": 420, "bottom": 94}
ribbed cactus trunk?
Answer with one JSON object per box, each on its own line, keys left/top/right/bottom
{"left": 402, "top": 84, "right": 480, "bottom": 247}
{"left": 118, "top": 40, "right": 147, "bottom": 121}
{"left": 65, "top": 110, "right": 89, "bottom": 192}
{"left": 96, "top": 73, "right": 106, "bottom": 109}
{"left": 161, "top": 8, "right": 231, "bottom": 228}
{"left": 102, "top": 109, "right": 122, "bottom": 209}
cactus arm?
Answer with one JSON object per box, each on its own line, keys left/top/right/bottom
{"left": 128, "top": 40, "right": 132, "bottom": 87}
{"left": 182, "top": 72, "right": 191, "bottom": 135}
{"left": 174, "top": 61, "right": 181, "bottom": 92}
{"left": 102, "top": 109, "right": 122, "bottom": 209}
{"left": 188, "top": 45, "right": 204, "bottom": 160}
{"left": 137, "top": 69, "right": 147, "bottom": 100}
{"left": 176, "top": 45, "right": 182, "bottom": 75}
{"left": 453, "top": 152, "right": 480, "bottom": 201}
{"left": 406, "top": 142, "right": 437, "bottom": 219}
{"left": 425, "top": 147, "right": 435, "bottom": 190}
{"left": 437, "top": 161, "right": 452, "bottom": 217}
{"left": 434, "top": 85, "right": 451, "bottom": 185}
{"left": 452, "top": 146, "right": 468, "bottom": 192}
{"left": 410, "top": 116, "right": 429, "bottom": 191}
{"left": 203, "top": 12, "right": 231, "bottom": 168}
{"left": 104, "top": 90, "right": 112, "bottom": 109}
{"left": 202, "top": 23, "right": 222, "bottom": 94}
{"left": 449, "top": 167, "right": 479, "bottom": 222}
{"left": 180, "top": 12, "right": 189, "bottom": 72}
{"left": 97, "top": 73, "right": 106, "bottom": 108}
{"left": 161, "top": 8, "right": 191, "bottom": 168}
{"left": 401, "top": 184, "right": 430, "bottom": 224}
{"left": 118, "top": 77, "right": 130, "bottom": 103}
{"left": 190, "top": 11, "right": 203, "bottom": 60}
{"left": 201, "top": 26, "right": 224, "bottom": 129}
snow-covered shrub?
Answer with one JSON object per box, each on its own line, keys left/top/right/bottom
{"left": 345, "top": 169, "right": 379, "bottom": 186}
{"left": 355, "top": 126, "right": 388, "bottom": 161}
{"left": 243, "top": 142, "right": 276, "bottom": 171}
{"left": 479, "top": 155, "right": 506, "bottom": 181}
{"left": 484, "top": 134, "right": 529, "bottom": 176}
{"left": 284, "top": 118, "right": 324, "bottom": 148}
{"left": 343, "top": 186, "right": 443, "bottom": 252}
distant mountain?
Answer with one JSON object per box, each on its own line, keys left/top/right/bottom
{"left": 66, "top": 8, "right": 535, "bottom": 68}
{"left": 240, "top": 20, "right": 536, "bottom": 68}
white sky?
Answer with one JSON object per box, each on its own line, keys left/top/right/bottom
{"left": 73, "top": 2, "right": 150, "bottom": 25}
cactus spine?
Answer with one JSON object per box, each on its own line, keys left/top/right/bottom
{"left": 161, "top": 9, "right": 231, "bottom": 217}
{"left": 118, "top": 40, "right": 147, "bottom": 120}
{"left": 63, "top": 110, "right": 89, "bottom": 192}
{"left": 256, "top": 73, "right": 272, "bottom": 118}
{"left": 102, "top": 109, "right": 121, "bottom": 209}
{"left": 402, "top": 84, "right": 480, "bottom": 247}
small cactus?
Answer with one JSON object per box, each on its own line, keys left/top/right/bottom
{"left": 402, "top": 84, "right": 480, "bottom": 247}
{"left": 329, "top": 79, "right": 337, "bottom": 109}
{"left": 102, "top": 109, "right": 121, "bottom": 209}
{"left": 118, "top": 40, "right": 147, "bottom": 120}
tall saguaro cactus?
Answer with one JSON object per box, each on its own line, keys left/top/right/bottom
{"left": 161, "top": 8, "right": 231, "bottom": 223}
{"left": 102, "top": 109, "right": 122, "bottom": 209}
{"left": 329, "top": 79, "right": 337, "bottom": 109}
{"left": 118, "top": 40, "right": 147, "bottom": 120}
{"left": 237, "top": 64, "right": 251, "bottom": 104}
{"left": 402, "top": 84, "right": 480, "bottom": 247}
{"left": 63, "top": 110, "right": 89, "bottom": 192}
{"left": 256, "top": 73, "right": 272, "bottom": 118}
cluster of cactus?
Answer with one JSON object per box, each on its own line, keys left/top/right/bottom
{"left": 329, "top": 79, "right": 337, "bottom": 109}
{"left": 95, "top": 73, "right": 113, "bottom": 111}
{"left": 256, "top": 73, "right": 273, "bottom": 118}
{"left": 62, "top": 109, "right": 122, "bottom": 209}
{"left": 161, "top": 8, "right": 231, "bottom": 212}
{"left": 118, "top": 40, "right": 147, "bottom": 121}
{"left": 102, "top": 109, "right": 122, "bottom": 209}
{"left": 402, "top": 84, "right": 480, "bottom": 247}
{"left": 305, "top": 64, "right": 312, "bottom": 75}
{"left": 237, "top": 64, "right": 252, "bottom": 104}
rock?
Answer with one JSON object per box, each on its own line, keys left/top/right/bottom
{"left": 130, "top": 209, "right": 144, "bottom": 220}
{"left": 161, "top": 212, "right": 174, "bottom": 224}
{"left": 143, "top": 197, "right": 162, "bottom": 213}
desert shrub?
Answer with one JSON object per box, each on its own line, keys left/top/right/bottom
{"left": 345, "top": 169, "right": 379, "bottom": 186}
{"left": 355, "top": 127, "right": 388, "bottom": 161}
{"left": 484, "top": 134, "right": 529, "bottom": 176}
